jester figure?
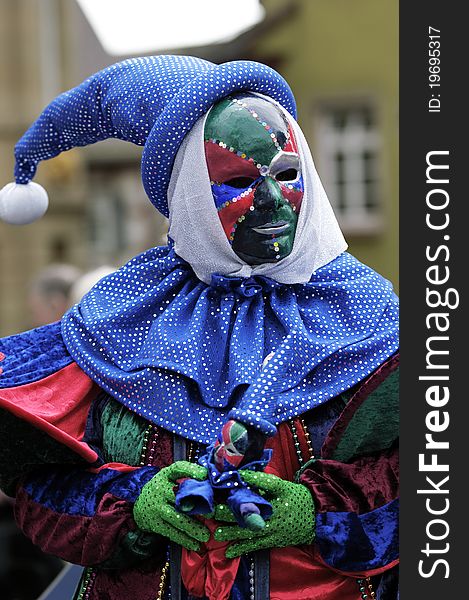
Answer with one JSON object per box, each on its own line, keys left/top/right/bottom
{"left": 0, "top": 56, "right": 399, "bottom": 600}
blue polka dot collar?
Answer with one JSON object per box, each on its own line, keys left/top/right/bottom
{"left": 61, "top": 246, "right": 399, "bottom": 444}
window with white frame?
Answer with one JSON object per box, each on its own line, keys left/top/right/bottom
{"left": 314, "top": 104, "right": 382, "bottom": 235}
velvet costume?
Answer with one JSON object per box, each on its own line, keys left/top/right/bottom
{"left": 0, "top": 56, "right": 399, "bottom": 599}
{"left": 0, "top": 296, "right": 398, "bottom": 600}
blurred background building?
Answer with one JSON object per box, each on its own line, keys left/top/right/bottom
{"left": 0, "top": 0, "right": 398, "bottom": 335}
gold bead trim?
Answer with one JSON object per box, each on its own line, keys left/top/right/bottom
{"left": 289, "top": 417, "right": 315, "bottom": 467}
{"left": 299, "top": 417, "right": 314, "bottom": 459}
{"left": 156, "top": 560, "right": 170, "bottom": 600}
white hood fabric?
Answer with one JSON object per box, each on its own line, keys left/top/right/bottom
{"left": 167, "top": 98, "right": 347, "bottom": 285}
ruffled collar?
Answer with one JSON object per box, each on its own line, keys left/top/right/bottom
{"left": 61, "top": 246, "right": 399, "bottom": 444}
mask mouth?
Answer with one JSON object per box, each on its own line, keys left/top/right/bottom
{"left": 252, "top": 220, "right": 289, "bottom": 235}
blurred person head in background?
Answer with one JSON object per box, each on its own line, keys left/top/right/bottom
{"left": 28, "top": 264, "right": 117, "bottom": 327}
{"left": 70, "top": 265, "right": 116, "bottom": 305}
{"left": 28, "top": 264, "right": 83, "bottom": 327}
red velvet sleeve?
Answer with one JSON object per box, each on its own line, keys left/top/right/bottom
{"left": 299, "top": 447, "right": 399, "bottom": 575}
{"left": 298, "top": 354, "right": 400, "bottom": 575}
{"left": 299, "top": 445, "right": 398, "bottom": 515}
{"left": 14, "top": 462, "right": 160, "bottom": 567}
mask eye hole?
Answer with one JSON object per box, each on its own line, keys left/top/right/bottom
{"left": 276, "top": 168, "right": 298, "bottom": 182}
{"left": 223, "top": 177, "right": 255, "bottom": 188}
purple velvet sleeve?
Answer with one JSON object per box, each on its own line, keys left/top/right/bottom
{"left": 14, "top": 464, "right": 158, "bottom": 566}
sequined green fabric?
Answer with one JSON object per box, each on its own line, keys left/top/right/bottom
{"left": 214, "top": 470, "right": 315, "bottom": 558}
{"left": 133, "top": 461, "right": 210, "bottom": 551}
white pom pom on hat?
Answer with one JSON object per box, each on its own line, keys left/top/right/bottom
{"left": 0, "top": 182, "right": 49, "bottom": 225}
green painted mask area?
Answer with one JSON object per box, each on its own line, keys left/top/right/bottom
{"left": 228, "top": 420, "right": 249, "bottom": 446}
{"left": 205, "top": 94, "right": 288, "bottom": 167}
{"left": 259, "top": 176, "right": 284, "bottom": 205}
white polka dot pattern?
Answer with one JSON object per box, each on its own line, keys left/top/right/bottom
{"left": 13, "top": 56, "right": 296, "bottom": 217}
{"left": 61, "top": 248, "right": 399, "bottom": 445}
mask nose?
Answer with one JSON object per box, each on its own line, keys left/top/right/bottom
{"left": 253, "top": 177, "right": 283, "bottom": 211}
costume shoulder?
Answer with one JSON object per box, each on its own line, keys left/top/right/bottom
{"left": 0, "top": 323, "right": 100, "bottom": 493}
{"left": 321, "top": 352, "right": 399, "bottom": 462}
{"left": 0, "top": 321, "right": 72, "bottom": 388}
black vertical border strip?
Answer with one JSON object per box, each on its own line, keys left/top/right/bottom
{"left": 400, "top": 2, "right": 465, "bottom": 597}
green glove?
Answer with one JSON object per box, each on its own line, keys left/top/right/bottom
{"left": 213, "top": 470, "right": 315, "bottom": 558}
{"left": 133, "top": 461, "right": 210, "bottom": 551}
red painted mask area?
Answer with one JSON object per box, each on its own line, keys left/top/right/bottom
{"left": 214, "top": 442, "right": 244, "bottom": 470}
{"left": 213, "top": 419, "right": 249, "bottom": 470}
{"left": 282, "top": 125, "right": 298, "bottom": 154}
{"left": 204, "top": 141, "right": 260, "bottom": 184}
{"left": 217, "top": 189, "right": 256, "bottom": 239}
{"left": 213, "top": 439, "right": 244, "bottom": 470}
{"left": 278, "top": 182, "right": 303, "bottom": 213}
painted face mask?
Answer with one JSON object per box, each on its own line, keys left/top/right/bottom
{"left": 214, "top": 419, "right": 250, "bottom": 470}
{"left": 213, "top": 419, "right": 266, "bottom": 471}
{"left": 204, "top": 94, "right": 304, "bottom": 265}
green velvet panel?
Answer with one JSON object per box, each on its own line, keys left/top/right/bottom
{"left": 101, "top": 398, "right": 147, "bottom": 467}
{"left": 331, "top": 367, "right": 399, "bottom": 463}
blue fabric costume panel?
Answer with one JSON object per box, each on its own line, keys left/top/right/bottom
{"left": 0, "top": 321, "right": 72, "bottom": 388}
{"left": 315, "top": 499, "right": 399, "bottom": 571}
{"left": 22, "top": 466, "right": 157, "bottom": 517}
